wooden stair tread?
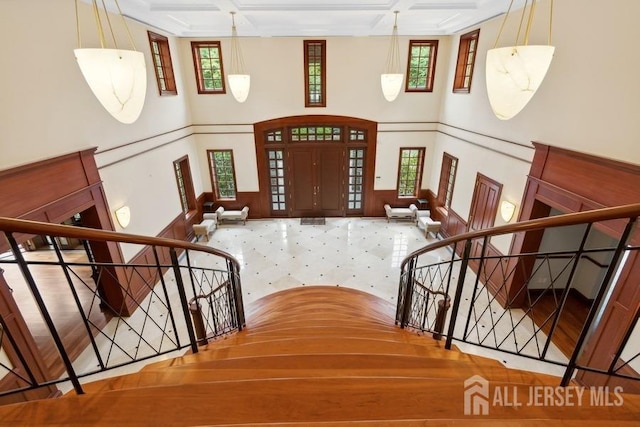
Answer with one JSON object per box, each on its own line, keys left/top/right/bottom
{"left": 83, "top": 363, "right": 561, "bottom": 393}
{"left": 4, "top": 378, "right": 638, "bottom": 425}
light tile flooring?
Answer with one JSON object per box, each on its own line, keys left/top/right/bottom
{"left": 55, "top": 216, "right": 567, "bottom": 392}
{"left": 199, "top": 217, "right": 567, "bottom": 376}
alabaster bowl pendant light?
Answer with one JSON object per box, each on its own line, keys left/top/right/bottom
{"left": 381, "top": 11, "right": 403, "bottom": 102}
{"left": 228, "top": 12, "right": 250, "bottom": 103}
{"left": 74, "top": 0, "right": 146, "bottom": 124}
{"left": 486, "top": 0, "right": 555, "bottom": 120}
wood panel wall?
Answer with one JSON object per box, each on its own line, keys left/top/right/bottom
{"left": 512, "top": 142, "right": 640, "bottom": 392}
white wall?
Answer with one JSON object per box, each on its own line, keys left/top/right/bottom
{"left": 428, "top": 0, "right": 640, "bottom": 254}
{"left": 0, "top": 1, "right": 197, "bottom": 250}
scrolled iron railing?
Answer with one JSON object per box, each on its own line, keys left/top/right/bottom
{"left": 397, "top": 203, "right": 640, "bottom": 388}
{"left": 0, "top": 217, "right": 244, "bottom": 401}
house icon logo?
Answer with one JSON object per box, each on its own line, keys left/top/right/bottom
{"left": 464, "top": 375, "right": 489, "bottom": 415}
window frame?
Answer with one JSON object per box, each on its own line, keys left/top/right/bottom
{"left": 148, "top": 31, "right": 177, "bottom": 96}
{"left": 208, "top": 149, "right": 238, "bottom": 201}
{"left": 437, "top": 153, "right": 458, "bottom": 209}
{"left": 303, "top": 40, "right": 327, "bottom": 107}
{"left": 173, "top": 156, "right": 196, "bottom": 215}
{"left": 191, "top": 41, "right": 226, "bottom": 95}
{"left": 453, "top": 29, "right": 480, "bottom": 93}
{"left": 405, "top": 40, "right": 439, "bottom": 93}
{"left": 396, "top": 148, "right": 425, "bottom": 199}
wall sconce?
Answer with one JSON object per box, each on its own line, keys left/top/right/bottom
{"left": 74, "top": 0, "right": 147, "bottom": 124}
{"left": 485, "top": 0, "right": 555, "bottom": 120}
{"left": 115, "top": 206, "right": 131, "bottom": 228}
{"left": 500, "top": 200, "right": 516, "bottom": 222}
{"left": 380, "top": 11, "right": 403, "bottom": 102}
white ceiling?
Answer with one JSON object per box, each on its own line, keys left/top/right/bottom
{"left": 99, "top": 0, "right": 526, "bottom": 38}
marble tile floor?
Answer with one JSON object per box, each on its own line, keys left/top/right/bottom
{"left": 58, "top": 217, "right": 569, "bottom": 393}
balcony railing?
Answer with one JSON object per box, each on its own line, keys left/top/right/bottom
{"left": 396, "top": 204, "right": 640, "bottom": 388}
{"left": 0, "top": 217, "right": 244, "bottom": 401}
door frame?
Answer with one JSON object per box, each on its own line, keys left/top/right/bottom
{"left": 254, "top": 115, "right": 378, "bottom": 217}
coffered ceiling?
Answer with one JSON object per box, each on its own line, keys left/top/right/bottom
{"left": 97, "top": 0, "right": 526, "bottom": 37}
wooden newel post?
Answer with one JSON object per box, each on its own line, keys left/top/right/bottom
{"left": 433, "top": 297, "right": 451, "bottom": 341}
{"left": 189, "top": 301, "right": 208, "bottom": 346}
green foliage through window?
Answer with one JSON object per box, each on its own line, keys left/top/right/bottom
{"left": 209, "top": 150, "right": 237, "bottom": 199}
{"left": 398, "top": 148, "right": 425, "bottom": 197}
{"left": 407, "top": 40, "right": 438, "bottom": 92}
{"left": 192, "top": 42, "right": 225, "bottom": 94}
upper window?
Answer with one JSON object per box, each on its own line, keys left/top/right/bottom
{"left": 208, "top": 150, "right": 237, "bottom": 200}
{"left": 191, "top": 42, "right": 226, "bottom": 94}
{"left": 453, "top": 29, "right": 480, "bottom": 93}
{"left": 173, "top": 156, "right": 196, "bottom": 214}
{"left": 148, "top": 32, "right": 177, "bottom": 96}
{"left": 397, "top": 148, "right": 425, "bottom": 198}
{"left": 437, "top": 153, "right": 458, "bottom": 208}
{"left": 304, "top": 40, "right": 326, "bottom": 107}
{"left": 406, "top": 40, "right": 439, "bottom": 92}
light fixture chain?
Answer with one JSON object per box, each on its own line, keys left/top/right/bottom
{"left": 516, "top": 0, "right": 529, "bottom": 46}
{"left": 91, "top": 0, "right": 106, "bottom": 49}
{"left": 100, "top": 0, "right": 118, "bottom": 49}
{"left": 230, "top": 12, "right": 246, "bottom": 74}
{"left": 493, "top": 0, "right": 514, "bottom": 48}
{"left": 114, "top": 0, "right": 138, "bottom": 51}
{"left": 385, "top": 11, "right": 401, "bottom": 74}
{"left": 549, "top": 0, "right": 554, "bottom": 45}
{"left": 524, "top": 0, "right": 537, "bottom": 46}
{"left": 75, "top": 0, "right": 82, "bottom": 48}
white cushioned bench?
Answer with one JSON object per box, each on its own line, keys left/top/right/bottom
{"left": 193, "top": 213, "right": 217, "bottom": 241}
{"left": 216, "top": 206, "right": 249, "bottom": 225}
{"left": 416, "top": 212, "right": 441, "bottom": 238}
{"left": 384, "top": 204, "right": 418, "bottom": 222}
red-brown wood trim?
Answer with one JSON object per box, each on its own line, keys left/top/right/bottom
{"left": 253, "top": 115, "right": 378, "bottom": 217}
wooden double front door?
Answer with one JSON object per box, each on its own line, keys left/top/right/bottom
{"left": 289, "top": 147, "right": 344, "bottom": 217}
{"left": 254, "top": 116, "right": 377, "bottom": 218}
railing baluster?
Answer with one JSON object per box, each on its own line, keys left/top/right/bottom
{"left": 608, "top": 305, "right": 640, "bottom": 375}
{"left": 169, "top": 248, "right": 199, "bottom": 354}
{"left": 152, "top": 246, "right": 181, "bottom": 348}
{"left": 541, "top": 223, "right": 592, "bottom": 359}
{"left": 561, "top": 217, "right": 637, "bottom": 386}
{"left": 229, "top": 260, "right": 245, "bottom": 329}
{"left": 462, "top": 236, "right": 487, "bottom": 342}
{"left": 445, "top": 239, "right": 472, "bottom": 350}
{"left": 50, "top": 237, "right": 106, "bottom": 370}
{"left": 400, "top": 257, "right": 417, "bottom": 328}
{"left": 6, "top": 233, "right": 84, "bottom": 395}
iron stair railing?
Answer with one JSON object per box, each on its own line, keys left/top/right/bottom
{"left": 0, "top": 217, "right": 244, "bottom": 401}
{"left": 397, "top": 203, "right": 640, "bottom": 388}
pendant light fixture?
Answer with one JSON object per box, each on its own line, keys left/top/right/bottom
{"left": 485, "top": 0, "right": 555, "bottom": 120}
{"left": 381, "top": 11, "right": 403, "bottom": 102}
{"left": 228, "top": 12, "right": 251, "bottom": 103}
{"left": 74, "top": 0, "right": 147, "bottom": 124}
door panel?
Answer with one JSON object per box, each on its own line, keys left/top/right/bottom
{"left": 289, "top": 149, "right": 315, "bottom": 217}
{"left": 468, "top": 173, "right": 502, "bottom": 258}
{"left": 318, "top": 148, "right": 345, "bottom": 216}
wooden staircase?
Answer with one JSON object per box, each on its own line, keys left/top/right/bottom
{"left": 0, "top": 286, "right": 638, "bottom": 426}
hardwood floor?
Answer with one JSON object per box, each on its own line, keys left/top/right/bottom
{"left": 1, "top": 248, "right": 111, "bottom": 379}
{"left": 527, "top": 289, "right": 591, "bottom": 358}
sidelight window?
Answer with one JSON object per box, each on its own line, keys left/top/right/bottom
{"left": 267, "top": 150, "right": 287, "bottom": 212}
{"left": 347, "top": 149, "right": 365, "bottom": 210}
{"left": 397, "top": 148, "right": 425, "bottom": 198}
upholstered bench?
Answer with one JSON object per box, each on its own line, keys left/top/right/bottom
{"left": 416, "top": 213, "right": 441, "bottom": 238}
{"left": 384, "top": 203, "right": 418, "bottom": 222}
{"left": 216, "top": 206, "right": 249, "bottom": 225}
{"left": 193, "top": 213, "right": 217, "bottom": 241}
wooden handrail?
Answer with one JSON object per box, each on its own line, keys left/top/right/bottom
{"left": 0, "top": 217, "right": 240, "bottom": 271}
{"left": 401, "top": 203, "right": 640, "bottom": 270}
